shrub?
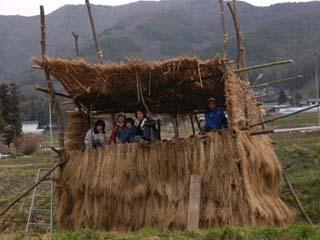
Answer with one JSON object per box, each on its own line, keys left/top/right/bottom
{"left": 22, "top": 145, "right": 37, "bottom": 155}
{"left": 13, "top": 134, "right": 41, "bottom": 155}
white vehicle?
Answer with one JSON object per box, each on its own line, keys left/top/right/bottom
{"left": 0, "top": 153, "right": 10, "bottom": 160}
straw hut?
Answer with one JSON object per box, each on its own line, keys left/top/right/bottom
{"left": 32, "top": 56, "right": 294, "bottom": 231}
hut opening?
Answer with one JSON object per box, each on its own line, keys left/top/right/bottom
{"left": 32, "top": 56, "right": 294, "bottom": 231}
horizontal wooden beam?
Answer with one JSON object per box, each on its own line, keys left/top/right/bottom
{"left": 253, "top": 75, "right": 304, "bottom": 89}
{"left": 242, "top": 104, "right": 320, "bottom": 130}
{"left": 34, "top": 86, "right": 71, "bottom": 99}
{"left": 234, "top": 60, "right": 293, "bottom": 73}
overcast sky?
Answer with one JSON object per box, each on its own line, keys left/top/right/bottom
{"left": 0, "top": 0, "right": 319, "bottom": 16}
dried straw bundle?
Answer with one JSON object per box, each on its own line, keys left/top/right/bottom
{"left": 65, "top": 112, "right": 88, "bottom": 151}
{"left": 32, "top": 57, "right": 226, "bottom": 114}
{"left": 55, "top": 131, "right": 293, "bottom": 231}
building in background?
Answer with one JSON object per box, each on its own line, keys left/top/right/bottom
{"left": 22, "top": 121, "right": 45, "bottom": 134}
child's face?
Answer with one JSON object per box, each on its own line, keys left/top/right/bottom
{"left": 127, "top": 122, "right": 133, "bottom": 128}
{"left": 137, "top": 111, "right": 144, "bottom": 121}
{"left": 96, "top": 125, "right": 103, "bottom": 133}
{"left": 119, "top": 115, "right": 126, "bottom": 123}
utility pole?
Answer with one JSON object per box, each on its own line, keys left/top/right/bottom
{"left": 316, "top": 66, "right": 320, "bottom": 125}
{"left": 71, "top": 32, "right": 80, "bottom": 57}
{"left": 40, "top": 6, "right": 53, "bottom": 148}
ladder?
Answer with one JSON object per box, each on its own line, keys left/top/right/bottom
{"left": 25, "top": 168, "right": 54, "bottom": 234}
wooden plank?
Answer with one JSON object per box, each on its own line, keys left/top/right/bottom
{"left": 187, "top": 175, "right": 201, "bottom": 230}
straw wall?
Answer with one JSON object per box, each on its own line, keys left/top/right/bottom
{"left": 55, "top": 131, "right": 293, "bottom": 231}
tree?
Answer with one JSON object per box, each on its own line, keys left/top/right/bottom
{"left": 2, "top": 125, "right": 15, "bottom": 148}
{"left": 278, "top": 89, "right": 288, "bottom": 104}
{"left": 0, "top": 84, "right": 22, "bottom": 137}
{"left": 8, "top": 84, "right": 21, "bottom": 136}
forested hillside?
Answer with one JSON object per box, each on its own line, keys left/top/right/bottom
{"left": 1, "top": 0, "right": 320, "bottom": 95}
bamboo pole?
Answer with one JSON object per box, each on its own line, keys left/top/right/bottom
{"left": 194, "top": 114, "right": 202, "bottom": 131}
{"left": 0, "top": 159, "right": 67, "bottom": 218}
{"left": 234, "top": 60, "right": 294, "bottom": 73}
{"left": 253, "top": 75, "right": 304, "bottom": 89}
{"left": 173, "top": 115, "right": 179, "bottom": 138}
{"left": 226, "top": 2, "right": 241, "bottom": 69}
{"left": 40, "top": 6, "right": 65, "bottom": 151}
{"left": 85, "top": 0, "right": 104, "bottom": 63}
{"left": 189, "top": 114, "right": 196, "bottom": 135}
{"left": 218, "top": 0, "right": 228, "bottom": 59}
{"left": 242, "top": 104, "right": 320, "bottom": 130}
{"left": 71, "top": 32, "right": 80, "bottom": 57}
{"left": 282, "top": 170, "right": 314, "bottom": 225}
{"left": 34, "top": 86, "right": 71, "bottom": 99}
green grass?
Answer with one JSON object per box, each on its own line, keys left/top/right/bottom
{"left": 272, "top": 131, "right": 320, "bottom": 223}
{"left": 2, "top": 224, "right": 320, "bottom": 240}
{"left": 266, "top": 112, "right": 320, "bottom": 129}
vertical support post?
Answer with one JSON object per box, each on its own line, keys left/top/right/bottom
{"left": 71, "top": 32, "right": 80, "bottom": 57}
{"left": 194, "top": 114, "right": 202, "bottom": 131}
{"left": 40, "top": 6, "right": 65, "bottom": 152}
{"left": 227, "top": 1, "right": 250, "bottom": 126}
{"left": 218, "top": 0, "right": 228, "bottom": 59}
{"left": 189, "top": 114, "right": 196, "bottom": 135}
{"left": 226, "top": 2, "right": 241, "bottom": 69}
{"left": 316, "top": 67, "right": 320, "bottom": 126}
{"left": 48, "top": 100, "right": 53, "bottom": 149}
{"left": 187, "top": 175, "right": 201, "bottom": 231}
{"left": 85, "top": 0, "right": 104, "bottom": 63}
{"left": 173, "top": 114, "right": 179, "bottom": 138}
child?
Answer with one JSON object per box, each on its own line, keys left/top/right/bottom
{"left": 84, "top": 120, "right": 107, "bottom": 148}
{"left": 109, "top": 113, "right": 126, "bottom": 144}
{"left": 120, "top": 118, "right": 136, "bottom": 143}
{"left": 135, "top": 110, "right": 160, "bottom": 142}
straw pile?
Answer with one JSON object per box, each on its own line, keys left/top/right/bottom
{"left": 55, "top": 131, "right": 293, "bottom": 231}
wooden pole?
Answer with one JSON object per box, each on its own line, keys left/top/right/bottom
{"left": 242, "top": 104, "right": 320, "bottom": 130}
{"left": 71, "top": 32, "right": 80, "bottom": 57}
{"left": 253, "top": 75, "right": 304, "bottom": 89}
{"left": 173, "top": 115, "right": 179, "bottom": 138}
{"left": 34, "top": 86, "right": 71, "bottom": 99}
{"left": 85, "top": 0, "right": 104, "bottom": 63}
{"left": 234, "top": 60, "right": 294, "bottom": 73}
{"left": 218, "top": 0, "right": 228, "bottom": 59}
{"left": 189, "top": 114, "right": 196, "bottom": 135}
{"left": 0, "top": 160, "right": 67, "bottom": 218}
{"left": 227, "top": 2, "right": 241, "bottom": 69}
{"left": 194, "top": 114, "right": 202, "bottom": 131}
{"left": 282, "top": 170, "right": 314, "bottom": 225}
{"left": 315, "top": 67, "right": 320, "bottom": 126}
{"left": 40, "top": 6, "right": 65, "bottom": 151}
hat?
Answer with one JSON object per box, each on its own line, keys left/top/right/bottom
{"left": 208, "top": 97, "right": 216, "bottom": 103}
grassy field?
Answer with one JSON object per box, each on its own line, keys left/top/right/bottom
{"left": 0, "top": 113, "right": 319, "bottom": 239}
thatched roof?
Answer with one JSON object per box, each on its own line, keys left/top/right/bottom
{"left": 33, "top": 57, "right": 227, "bottom": 114}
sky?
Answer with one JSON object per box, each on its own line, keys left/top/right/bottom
{"left": 0, "top": 0, "right": 319, "bottom": 16}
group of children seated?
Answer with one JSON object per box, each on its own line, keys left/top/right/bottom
{"left": 84, "top": 97, "right": 228, "bottom": 148}
{"left": 84, "top": 110, "right": 160, "bottom": 148}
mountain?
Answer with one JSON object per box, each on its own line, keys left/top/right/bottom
{"left": 1, "top": 0, "right": 320, "bottom": 96}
